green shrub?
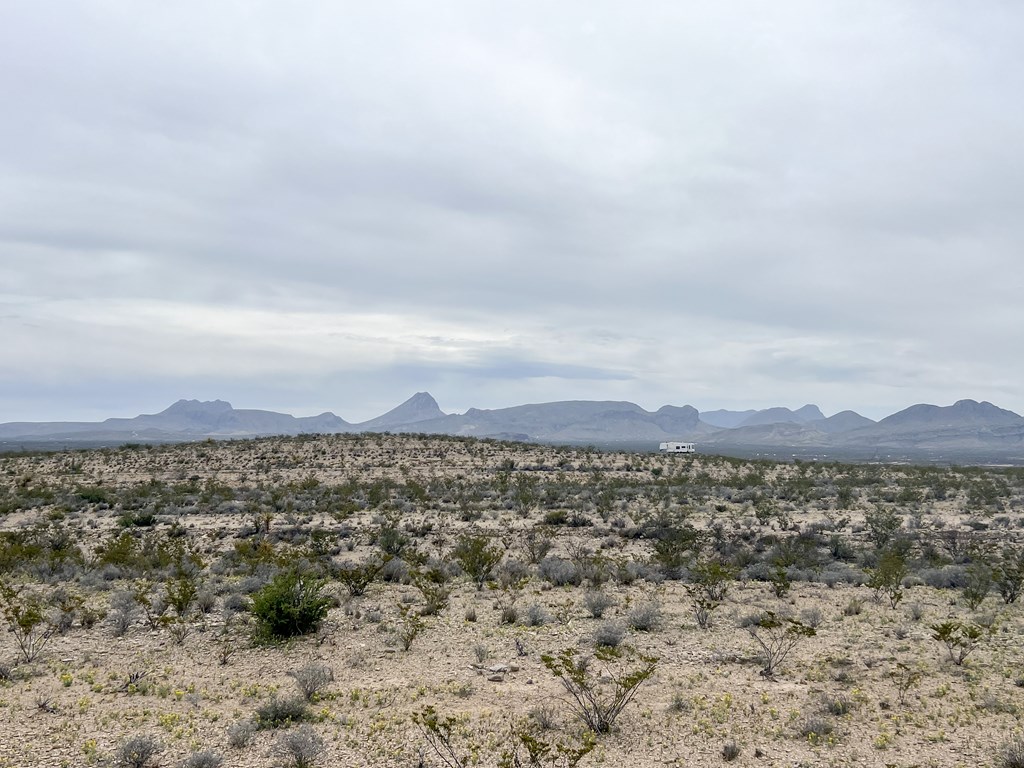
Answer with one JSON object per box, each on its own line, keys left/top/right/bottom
{"left": 541, "top": 645, "right": 658, "bottom": 733}
{"left": 452, "top": 535, "right": 504, "bottom": 590}
{"left": 930, "top": 620, "right": 986, "bottom": 666}
{"left": 249, "top": 571, "right": 331, "bottom": 640}
{"left": 255, "top": 695, "right": 311, "bottom": 729}
{"left": 746, "top": 611, "right": 816, "bottom": 679}
{"left": 0, "top": 581, "right": 56, "bottom": 662}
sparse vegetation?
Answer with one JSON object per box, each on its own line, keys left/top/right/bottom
{"left": 0, "top": 433, "right": 1023, "bottom": 766}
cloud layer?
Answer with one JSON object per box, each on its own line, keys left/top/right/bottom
{"left": 2, "top": 2, "right": 1022, "bottom": 422}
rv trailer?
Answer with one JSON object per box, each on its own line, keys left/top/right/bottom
{"left": 659, "top": 442, "right": 696, "bottom": 453}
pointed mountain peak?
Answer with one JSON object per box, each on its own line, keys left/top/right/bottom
{"left": 356, "top": 392, "right": 447, "bottom": 429}
{"left": 794, "top": 404, "right": 826, "bottom": 421}
{"left": 406, "top": 392, "right": 441, "bottom": 409}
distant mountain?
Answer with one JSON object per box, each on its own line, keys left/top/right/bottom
{"left": 874, "top": 399, "right": 1021, "bottom": 430}
{"left": 699, "top": 409, "right": 758, "bottom": 429}
{"left": 701, "top": 404, "right": 826, "bottom": 429}
{"left": 738, "top": 404, "right": 825, "bottom": 428}
{"left": 0, "top": 399, "right": 351, "bottom": 441}
{"left": 2, "top": 395, "right": 1022, "bottom": 464}
{"left": 355, "top": 392, "right": 446, "bottom": 430}
{"left": 390, "top": 400, "right": 712, "bottom": 442}
{"left": 835, "top": 400, "right": 1024, "bottom": 452}
{"left": 811, "top": 410, "right": 876, "bottom": 434}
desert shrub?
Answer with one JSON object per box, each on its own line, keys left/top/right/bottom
{"left": 822, "top": 692, "right": 853, "bottom": 715}
{"left": 994, "top": 547, "right": 1024, "bottom": 604}
{"left": 538, "top": 557, "right": 581, "bottom": 587}
{"left": 583, "top": 590, "right": 616, "bottom": 618}
{"left": 413, "top": 570, "right": 451, "bottom": 616}
{"left": 109, "top": 606, "right": 135, "bottom": 637}
{"left": 868, "top": 548, "right": 908, "bottom": 609}
{"left": 684, "top": 560, "right": 735, "bottom": 629}
{"left": 524, "top": 530, "right": 555, "bottom": 564}
{"left": 541, "top": 645, "right": 658, "bottom": 733}
{"left": 380, "top": 557, "right": 410, "bottom": 583}
{"left": 543, "top": 509, "right": 568, "bottom": 526}
{"left": 864, "top": 508, "right": 903, "bottom": 548}
{"left": 165, "top": 571, "right": 201, "bottom": 617}
{"left": 998, "top": 738, "right": 1024, "bottom": 768}
{"left": 962, "top": 560, "right": 993, "bottom": 609}
{"left": 412, "top": 706, "right": 472, "bottom": 768}
{"left": 722, "top": 740, "right": 741, "bottom": 761}
{"left": 529, "top": 703, "right": 559, "bottom": 730}
{"left": 181, "top": 750, "right": 223, "bottom": 768}
{"left": 195, "top": 589, "right": 217, "bottom": 614}
{"left": 494, "top": 558, "right": 531, "bottom": 587}
{"left": 473, "top": 643, "right": 490, "bottom": 663}
{"left": 500, "top": 719, "right": 596, "bottom": 768}
{"left": 626, "top": 600, "right": 662, "bottom": 632}
{"left": 797, "top": 715, "right": 834, "bottom": 742}
{"left": 249, "top": 570, "right": 331, "bottom": 640}
{"left": 452, "top": 535, "right": 504, "bottom": 590}
{"left": 592, "top": 620, "right": 626, "bottom": 648}
{"left": 226, "top": 719, "right": 257, "bottom": 748}
{"left": 272, "top": 725, "right": 326, "bottom": 768}
{"left": 799, "top": 607, "right": 823, "bottom": 629}
{"left": 114, "top": 733, "right": 162, "bottom": 768}
{"left": 288, "top": 663, "right": 334, "bottom": 702}
{"left": 255, "top": 695, "right": 311, "bottom": 729}
{"left": 223, "top": 592, "right": 247, "bottom": 613}
{"left": 746, "top": 611, "right": 816, "bottom": 679}
{"left": 521, "top": 602, "right": 550, "bottom": 627}
{"left": 646, "top": 514, "right": 702, "bottom": 579}
{"left": 336, "top": 558, "right": 384, "bottom": 597}
{"left": 920, "top": 565, "right": 968, "bottom": 590}
{"left": 0, "top": 581, "right": 56, "bottom": 662}
{"left": 930, "top": 620, "right": 986, "bottom": 666}
{"left": 396, "top": 604, "right": 424, "bottom": 651}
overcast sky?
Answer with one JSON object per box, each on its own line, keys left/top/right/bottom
{"left": 2, "top": 2, "right": 1023, "bottom": 423}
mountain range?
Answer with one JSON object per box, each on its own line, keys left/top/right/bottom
{"left": 2, "top": 393, "right": 1023, "bottom": 464}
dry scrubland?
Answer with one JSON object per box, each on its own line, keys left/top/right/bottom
{"left": 2, "top": 435, "right": 1024, "bottom": 768}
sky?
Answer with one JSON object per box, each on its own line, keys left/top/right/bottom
{"left": 2, "top": 2, "right": 1023, "bottom": 424}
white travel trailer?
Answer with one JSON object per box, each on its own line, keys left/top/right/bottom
{"left": 659, "top": 441, "right": 696, "bottom": 453}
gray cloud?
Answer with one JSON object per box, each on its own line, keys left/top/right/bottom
{"left": 2, "top": 2, "right": 1023, "bottom": 423}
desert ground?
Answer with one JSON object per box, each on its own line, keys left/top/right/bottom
{"left": 2, "top": 433, "right": 1024, "bottom": 768}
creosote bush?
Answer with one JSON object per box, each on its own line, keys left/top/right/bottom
{"left": 0, "top": 581, "right": 56, "bottom": 662}
{"left": 746, "top": 611, "right": 816, "bottom": 679}
{"left": 249, "top": 570, "right": 331, "bottom": 641}
{"left": 541, "top": 645, "right": 658, "bottom": 733}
